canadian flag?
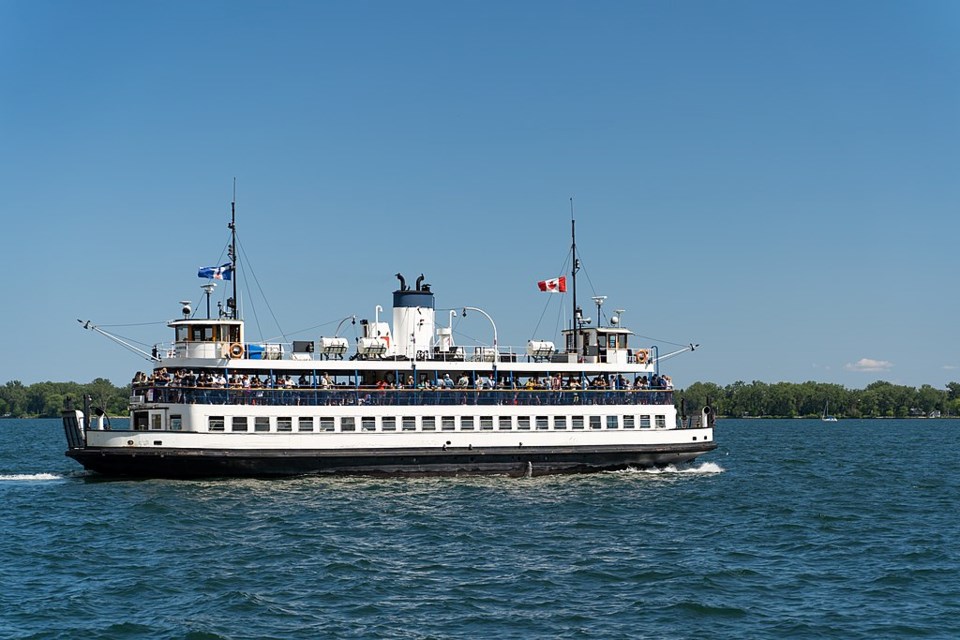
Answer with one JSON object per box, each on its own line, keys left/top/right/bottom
{"left": 537, "top": 276, "right": 567, "bottom": 293}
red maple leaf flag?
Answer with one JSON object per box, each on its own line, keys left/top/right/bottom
{"left": 537, "top": 276, "right": 567, "bottom": 293}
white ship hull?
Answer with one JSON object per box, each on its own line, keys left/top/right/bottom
{"left": 64, "top": 400, "right": 716, "bottom": 478}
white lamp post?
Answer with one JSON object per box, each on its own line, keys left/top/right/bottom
{"left": 462, "top": 306, "right": 498, "bottom": 362}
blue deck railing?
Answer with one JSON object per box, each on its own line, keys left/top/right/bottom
{"left": 134, "top": 386, "right": 675, "bottom": 407}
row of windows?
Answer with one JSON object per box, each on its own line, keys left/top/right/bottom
{"left": 206, "top": 414, "right": 669, "bottom": 433}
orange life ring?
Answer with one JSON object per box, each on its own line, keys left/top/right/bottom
{"left": 229, "top": 343, "right": 244, "bottom": 359}
{"left": 636, "top": 349, "right": 648, "bottom": 364}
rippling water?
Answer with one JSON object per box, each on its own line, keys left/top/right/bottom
{"left": 1, "top": 418, "right": 959, "bottom": 639}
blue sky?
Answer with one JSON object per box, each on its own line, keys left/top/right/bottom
{"left": 1, "top": 0, "right": 958, "bottom": 389}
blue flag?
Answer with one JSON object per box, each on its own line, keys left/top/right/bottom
{"left": 198, "top": 264, "right": 233, "bottom": 280}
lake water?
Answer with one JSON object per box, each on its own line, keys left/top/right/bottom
{"left": 1, "top": 418, "right": 958, "bottom": 639}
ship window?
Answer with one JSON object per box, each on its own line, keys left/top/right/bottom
{"left": 402, "top": 417, "right": 416, "bottom": 431}
{"left": 150, "top": 414, "right": 163, "bottom": 430}
{"left": 572, "top": 416, "right": 584, "bottom": 430}
{"left": 298, "top": 417, "right": 314, "bottom": 432}
{"left": 176, "top": 326, "right": 188, "bottom": 341}
{"left": 442, "top": 416, "right": 455, "bottom": 431}
{"left": 640, "top": 415, "right": 651, "bottom": 429}
{"left": 655, "top": 415, "right": 666, "bottom": 429}
{"left": 383, "top": 417, "right": 397, "bottom": 432}
{"left": 341, "top": 417, "right": 356, "bottom": 432}
{"left": 422, "top": 416, "right": 436, "bottom": 431}
{"left": 232, "top": 417, "right": 248, "bottom": 432}
{"left": 461, "top": 417, "right": 475, "bottom": 431}
{"left": 170, "top": 415, "right": 182, "bottom": 431}
{"left": 518, "top": 416, "right": 531, "bottom": 431}
{"left": 589, "top": 416, "right": 602, "bottom": 430}
{"left": 555, "top": 416, "right": 567, "bottom": 430}
{"left": 480, "top": 416, "right": 493, "bottom": 431}
{"left": 536, "top": 416, "right": 549, "bottom": 430}
{"left": 623, "top": 415, "right": 635, "bottom": 429}
{"left": 320, "top": 417, "right": 334, "bottom": 432}
{"left": 277, "top": 417, "right": 293, "bottom": 432}
{"left": 606, "top": 415, "right": 619, "bottom": 429}
{"left": 608, "top": 335, "right": 617, "bottom": 349}
{"left": 209, "top": 416, "right": 225, "bottom": 432}
{"left": 362, "top": 417, "right": 376, "bottom": 432}
{"left": 497, "top": 417, "right": 512, "bottom": 431}
{"left": 204, "top": 326, "right": 214, "bottom": 341}
{"left": 254, "top": 417, "right": 270, "bottom": 432}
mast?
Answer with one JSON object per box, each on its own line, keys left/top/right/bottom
{"left": 570, "top": 198, "right": 582, "bottom": 355}
{"left": 228, "top": 178, "right": 238, "bottom": 319}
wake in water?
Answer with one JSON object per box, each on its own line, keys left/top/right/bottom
{"left": 615, "top": 461, "right": 725, "bottom": 475}
{"left": 0, "top": 473, "right": 63, "bottom": 482}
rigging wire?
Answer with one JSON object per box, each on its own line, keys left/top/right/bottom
{"left": 98, "top": 321, "right": 169, "bottom": 328}
{"left": 631, "top": 334, "right": 695, "bottom": 348}
{"left": 196, "top": 239, "right": 232, "bottom": 318}
{"left": 94, "top": 331, "right": 156, "bottom": 350}
{"left": 271, "top": 317, "right": 353, "bottom": 340}
{"left": 529, "top": 249, "right": 572, "bottom": 340}
{"left": 235, "top": 231, "right": 289, "bottom": 345}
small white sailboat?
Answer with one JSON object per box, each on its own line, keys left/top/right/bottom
{"left": 821, "top": 401, "right": 838, "bottom": 422}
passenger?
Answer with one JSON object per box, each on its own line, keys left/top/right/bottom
{"left": 442, "top": 373, "right": 454, "bottom": 388}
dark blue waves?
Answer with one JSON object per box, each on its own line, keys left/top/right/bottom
{"left": 1, "top": 419, "right": 959, "bottom": 639}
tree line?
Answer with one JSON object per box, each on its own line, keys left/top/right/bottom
{"left": 675, "top": 380, "right": 960, "bottom": 418}
{"left": 1, "top": 378, "right": 959, "bottom": 419}
{"left": 0, "top": 379, "right": 130, "bottom": 418}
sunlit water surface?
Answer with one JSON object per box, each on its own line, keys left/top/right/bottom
{"left": 1, "top": 418, "right": 958, "bottom": 639}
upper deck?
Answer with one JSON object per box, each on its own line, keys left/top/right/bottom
{"left": 160, "top": 321, "right": 655, "bottom": 374}
{"left": 156, "top": 272, "right": 683, "bottom": 385}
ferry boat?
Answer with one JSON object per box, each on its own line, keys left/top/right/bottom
{"left": 62, "top": 206, "right": 716, "bottom": 478}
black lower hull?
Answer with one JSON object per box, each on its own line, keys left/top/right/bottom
{"left": 66, "top": 443, "right": 717, "bottom": 479}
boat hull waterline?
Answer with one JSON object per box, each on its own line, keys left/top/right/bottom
{"left": 67, "top": 441, "right": 717, "bottom": 478}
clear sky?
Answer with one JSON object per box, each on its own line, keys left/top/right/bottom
{"left": 1, "top": 0, "right": 958, "bottom": 390}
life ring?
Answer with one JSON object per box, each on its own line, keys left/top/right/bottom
{"left": 229, "top": 343, "right": 244, "bottom": 359}
{"left": 635, "top": 349, "right": 649, "bottom": 364}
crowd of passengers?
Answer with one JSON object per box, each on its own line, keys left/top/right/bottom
{"left": 133, "top": 369, "right": 675, "bottom": 391}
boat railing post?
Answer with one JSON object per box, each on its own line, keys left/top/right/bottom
{"left": 82, "top": 394, "right": 91, "bottom": 436}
